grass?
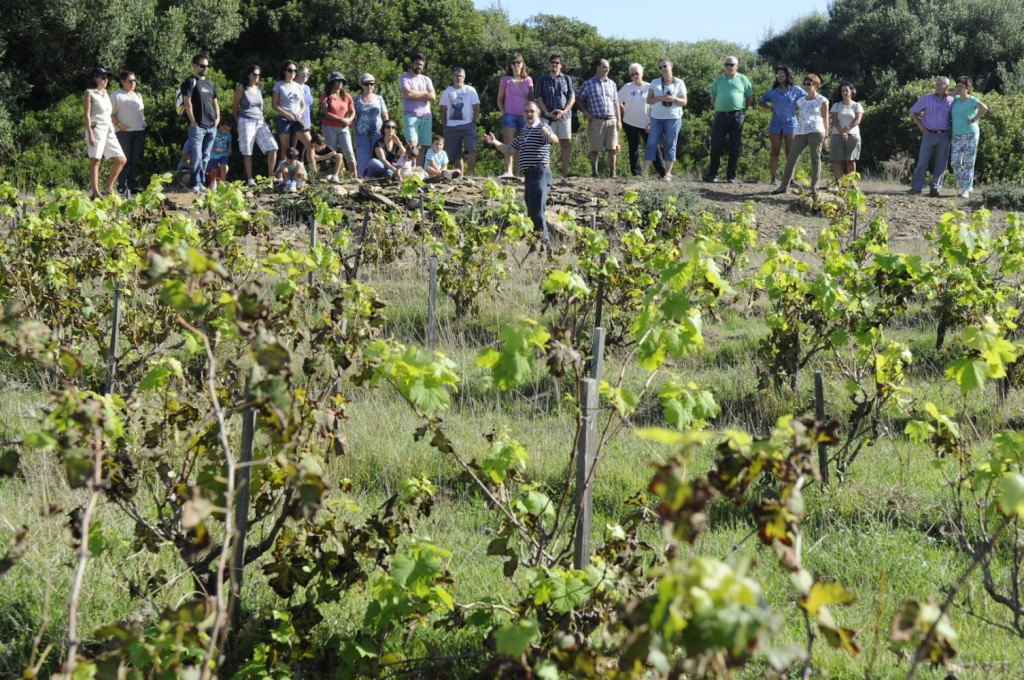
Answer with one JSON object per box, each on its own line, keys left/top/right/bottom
{"left": 3, "top": 194, "right": 1024, "bottom": 678}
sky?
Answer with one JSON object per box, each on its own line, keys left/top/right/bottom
{"left": 473, "top": 0, "right": 833, "bottom": 50}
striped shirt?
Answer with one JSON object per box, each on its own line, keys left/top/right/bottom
{"left": 510, "top": 123, "right": 551, "bottom": 172}
{"left": 909, "top": 92, "right": 954, "bottom": 131}
{"left": 578, "top": 76, "right": 618, "bottom": 119}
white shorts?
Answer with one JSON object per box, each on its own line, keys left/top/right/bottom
{"left": 323, "top": 126, "right": 356, "bottom": 165}
{"left": 238, "top": 118, "right": 279, "bottom": 156}
{"left": 86, "top": 125, "right": 124, "bottom": 160}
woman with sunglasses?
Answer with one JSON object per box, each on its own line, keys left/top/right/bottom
{"left": 273, "top": 60, "right": 313, "bottom": 167}
{"left": 353, "top": 73, "right": 389, "bottom": 177}
{"left": 110, "top": 71, "right": 146, "bottom": 194}
{"left": 485, "top": 102, "right": 559, "bottom": 243}
{"left": 618, "top": 63, "right": 662, "bottom": 177}
{"left": 644, "top": 59, "right": 687, "bottom": 180}
{"left": 758, "top": 66, "right": 805, "bottom": 185}
{"left": 496, "top": 53, "right": 534, "bottom": 177}
{"left": 772, "top": 73, "right": 829, "bottom": 194}
{"left": 83, "top": 67, "right": 126, "bottom": 199}
{"left": 233, "top": 65, "right": 279, "bottom": 186}
{"left": 366, "top": 120, "right": 406, "bottom": 178}
{"left": 950, "top": 76, "right": 988, "bottom": 199}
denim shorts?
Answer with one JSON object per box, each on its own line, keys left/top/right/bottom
{"left": 276, "top": 116, "right": 308, "bottom": 136}
{"left": 502, "top": 113, "right": 526, "bottom": 132}
{"left": 769, "top": 117, "right": 798, "bottom": 135}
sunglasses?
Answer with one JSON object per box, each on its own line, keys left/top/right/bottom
{"left": 630, "top": 72, "right": 640, "bottom": 76}
{"left": 286, "top": 67, "right": 297, "bottom": 73}
{"left": 383, "top": 125, "right": 397, "bottom": 129}
{"left": 724, "top": 62, "right": 737, "bottom": 67}
{"left": 197, "top": 64, "right": 210, "bottom": 69}
{"left": 803, "top": 81, "right": 813, "bottom": 85}
{"left": 126, "top": 78, "right": 136, "bottom": 83}
{"left": 363, "top": 82, "right": 375, "bottom": 86}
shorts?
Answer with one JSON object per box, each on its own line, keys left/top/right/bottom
{"left": 86, "top": 125, "right": 124, "bottom": 160}
{"left": 545, "top": 116, "right": 571, "bottom": 140}
{"left": 403, "top": 115, "right": 433, "bottom": 145}
{"left": 323, "top": 126, "right": 356, "bottom": 164}
{"left": 443, "top": 123, "right": 478, "bottom": 159}
{"left": 587, "top": 118, "right": 619, "bottom": 153}
{"left": 829, "top": 133, "right": 862, "bottom": 161}
{"left": 238, "top": 118, "right": 279, "bottom": 155}
{"left": 502, "top": 113, "right": 526, "bottom": 132}
{"left": 769, "top": 117, "right": 798, "bottom": 135}
{"left": 275, "top": 117, "right": 308, "bottom": 136}
{"left": 207, "top": 157, "right": 227, "bottom": 173}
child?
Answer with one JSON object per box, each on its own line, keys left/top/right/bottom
{"left": 310, "top": 133, "right": 344, "bottom": 183}
{"left": 424, "top": 135, "right": 461, "bottom": 180}
{"left": 275, "top": 146, "right": 309, "bottom": 192}
{"left": 396, "top": 142, "right": 423, "bottom": 180}
{"left": 206, "top": 119, "right": 232, "bottom": 189}
{"left": 175, "top": 137, "right": 193, "bottom": 190}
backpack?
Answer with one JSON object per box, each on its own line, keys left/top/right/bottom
{"left": 176, "top": 76, "right": 196, "bottom": 117}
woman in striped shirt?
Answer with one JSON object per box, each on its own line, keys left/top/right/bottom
{"left": 485, "top": 102, "right": 559, "bottom": 243}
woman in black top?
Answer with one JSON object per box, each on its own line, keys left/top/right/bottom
{"left": 366, "top": 120, "right": 406, "bottom": 178}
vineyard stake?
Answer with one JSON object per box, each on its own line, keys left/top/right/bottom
{"left": 589, "top": 327, "right": 606, "bottom": 381}
{"left": 573, "top": 377, "right": 599, "bottom": 569}
{"left": 308, "top": 217, "right": 318, "bottom": 287}
{"left": 852, "top": 210, "right": 859, "bottom": 240}
{"left": 104, "top": 281, "right": 122, "bottom": 395}
{"left": 352, "top": 209, "right": 370, "bottom": 281}
{"left": 428, "top": 256, "right": 438, "bottom": 352}
{"left": 814, "top": 371, "right": 829, "bottom": 485}
{"left": 791, "top": 334, "right": 800, "bottom": 394}
{"left": 230, "top": 399, "right": 256, "bottom": 629}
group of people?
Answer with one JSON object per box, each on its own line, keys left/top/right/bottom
{"left": 83, "top": 52, "right": 989, "bottom": 230}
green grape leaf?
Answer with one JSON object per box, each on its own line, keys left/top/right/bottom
{"left": 995, "top": 473, "right": 1024, "bottom": 518}
{"left": 494, "top": 618, "right": 539, "bottom": 657}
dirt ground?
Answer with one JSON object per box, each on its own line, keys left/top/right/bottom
{"left": 166, "top": 173, "right": 1015, "bottom": 254}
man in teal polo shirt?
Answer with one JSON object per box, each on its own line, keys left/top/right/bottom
{"left": 703, "top": 56, "right": 754, "bottom": 183}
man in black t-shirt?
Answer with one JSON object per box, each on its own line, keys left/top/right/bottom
{"left": 181, "top": 53, "right": 220, "bottom": 192}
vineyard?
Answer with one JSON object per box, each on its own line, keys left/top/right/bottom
{"left": 2, "top": 174, "right": 1024, "bottom": 679}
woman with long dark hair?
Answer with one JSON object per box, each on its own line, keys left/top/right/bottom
{"left": 758, "top": 65, "right": 805, "bottom": 184}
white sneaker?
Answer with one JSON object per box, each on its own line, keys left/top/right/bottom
{"left": 330, "top": 174, "right": 341, "bottom": 184}
{"left": 959, "top": 190, "right": 970, "bottom": 198}
{"left": 499, "top": 171, "right": 516, "bottom": 179}
{"left": 246, "top": 178, "right": 257, "bottom": 188}
{"left": 210, "top": 180, "right": 218, "bottom": 191}
{"left": 191, "top": 185, "right": 205, "bottom": 195}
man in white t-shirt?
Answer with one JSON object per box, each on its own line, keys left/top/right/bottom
{"left": 440, "top": 67, "right": 481, "bottom": 176}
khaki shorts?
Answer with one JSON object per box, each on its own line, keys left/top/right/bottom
{"left": 587, "top": 117, "right": 618, "bottom": 152}
{"left": 546, "top": 116, "right": 571, "bottom": 140}
{"left": 829, "top": 133, "right": 861, "bottom": 161}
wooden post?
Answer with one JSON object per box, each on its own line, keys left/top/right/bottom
{"left": 104, "top": 281, "right": 122, "bottom": 395}
{"left": 814, "top": 371, "right": 829, "bottom": 485}
{"left": 230, "top": 401, "right": 256, "bottom": 629}
{"left": 573, "top": 377, "right": 599, "bottom": 570}
{"left": 594, "top": 252, "right": 607, "bottom": 331}
{"left": 427, "top": 256, "right": 438, "bottom": 352}
{"left": 852, "top": 211, "right": 859, "bottom": 240}
{"left": 308, "top": 217, "right": 318, "bottom": 287}
{"left": 791, "top": 334, "right": 800, "bottom": 394}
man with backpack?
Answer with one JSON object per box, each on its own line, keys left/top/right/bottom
{"left": 181, "top": 54, "right": 220, "bottom": 194}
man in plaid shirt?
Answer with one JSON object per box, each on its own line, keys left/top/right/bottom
{"left": 577, "top": 58, "right": 621, "bottom": 177}
{"left": 534, "top": 54, "right": 576, "bottom": 176}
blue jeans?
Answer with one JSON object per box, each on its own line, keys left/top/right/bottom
{"left": 115, "top": 129, "right": 146, "bottom": 192}
{"left": 188, "top": 124, "right": 216, "bottom": 189}
{"left": 707, "top": 111, "right": 745, "bottom": 180}
{"left": 355, "top": 131, "right": 381, "bottom": 177}
{"left": 366, "top": 158, "right": 394, "bottom": 178}
{"left": 523, "top": 166, "right": 552, "bottom": 238}
{"left": 911, "top": 130, "right": 951, "bottom": 191}
{"left": 646, "top": 117, "right": 682, "bottom": 163}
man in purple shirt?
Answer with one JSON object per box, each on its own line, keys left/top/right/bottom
{"left": 908, "top": 76, "right": 954, "bottom": 197}
{"left": 400, "top": 52, "right": 436, "bottom": 166}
